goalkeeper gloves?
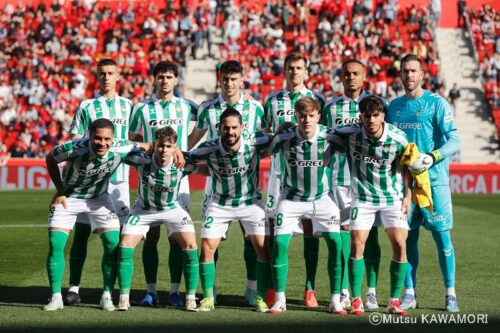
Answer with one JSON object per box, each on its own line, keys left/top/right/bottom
{"left": 409, "top": 150, "right": 442, "bottom": 175}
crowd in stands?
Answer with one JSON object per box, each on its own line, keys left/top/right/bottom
{"left": 0, "top": 0, "right": 214, "bottom": 158}
{"left": 466, "top": 4, "right": 500, "bottom": 141}
{"left": 219, "top": 0, "right": 443, "bottom": 102}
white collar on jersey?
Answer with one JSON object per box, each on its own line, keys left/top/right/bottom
{"left": 94, "top": 92, "right": 119, "bottom": 101}
{"left": 218, "top": 136, "right": 246, "bottom": 156}
{"left": 218, "top": 93, "right": 245, "bottom": 107}
{"left": 361, "top": 121, "right": 389, "bottom": 143}
{"left": 151, "top": 94, "right": 179, "bottom": 104}
{"left": 295, "top": 124, "right": 320, "bottom": 144}
{"left": 342, "top": 89, "right": 368, "bottom": 103}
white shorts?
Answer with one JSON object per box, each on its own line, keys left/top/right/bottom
{"left": 349, "top": 201, "right": 409, "bottom": 231}
{"left": 333, "top": 185, "right": 352, "bottom": 226}
{"left": 265, "top": 173, "right": 281, "bottom": 218}
{"left": 122, "top": 204, "right": 195, "bottom": 238}
{"left": 48, "top": 194, "right": 120, "bottom": 232}
{"left": 201, "top": 177, "right": 213, "bottom": 218}
{"left": 274, "top": 195, "right": 341, "bottom": 237}
{"left": 75, "top": 181, "right": 130, "bottom": 225}
{"left": 201, "top": 201, "right": 267, "bottom": 239}
{"left": 178, "top": 176, "right": 190, "bottom": 211}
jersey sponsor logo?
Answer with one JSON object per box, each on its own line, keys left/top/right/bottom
{"left": 79, "top": 166, "right": 115, "bottom": 176}
{"left": 335, "top": 117, "right": 359, "bottom": 125}
{"left": 392, "top": 122, "right": 423, "bottom": 130}
{"left": 352, "top": 151, "right": 390, "bottom": 165}
{"left": 219, "top": 165, "right": 251, "bottom": 175}
{"left": 146, "top": 184, "right": 177, "bottom": 192}
{"left": 288, "top": 159, "right": 324, "bottom": 167}
{"left": 277, "top": 109, "right": 295, "bottom": 117}
{"left": 149, "top": 119, "right": 184, "bottom": 127}
{"left": 111, "top": 118, "right": 128, "bottom": 125}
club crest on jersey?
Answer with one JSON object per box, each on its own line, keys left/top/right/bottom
{"left": 383, "top": 144, "right": 391, "bottom": 153}
{"left": 277, "top": 109, "right": 295, "bottom": 117}
{"left": 289, "top": 147, "right": 297, "bottom": 153}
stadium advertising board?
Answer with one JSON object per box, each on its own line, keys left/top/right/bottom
{"left": 1, "top": 159, "right": 499, "bottom": 194}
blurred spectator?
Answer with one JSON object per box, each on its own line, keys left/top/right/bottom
{"left": 448, "top": 83, "right": 461, "bottom": 112}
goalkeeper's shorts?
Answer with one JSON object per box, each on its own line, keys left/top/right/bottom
{"left": 409, "top": 185, "right": 453, "bottom": 232}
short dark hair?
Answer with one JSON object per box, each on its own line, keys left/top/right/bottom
{"left": 90, "top": 118, "right": 114, "bottom": 135}
{"left": 284, "top": 52, "right": 308, "bottom": 69}
{"left": 359, "top": 96, "right": 385, "bottom": 114}
{"left": 400, "top": 54, "right": 423, "bottom": 68}
{"left": 341, "top": 59, "right": 365, "bottom": 72}
{"left": 97, "top": 58, "right": 118, "bottom": 68}
{"left": 153, "top": 61, "right": 179, "bottom": 77}
{"left": 220, "top": 107, "right": 242, "bottom": 124}
{"left": 220, "top": 60, "right": 243, "bottom": 75}
{"left": 155, "top": 126, "right": 177, "bottom": 143}
{"left": 295, "top": 96, "right": 321, "bottom": 115}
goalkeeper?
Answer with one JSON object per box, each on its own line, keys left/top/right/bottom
{"left": 387, "top": 54, "right": 461, "bottom": 313}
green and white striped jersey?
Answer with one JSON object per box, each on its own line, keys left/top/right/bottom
{"left": 195, "top": 94, "right": 266, "bottom": 140}
{"left": 125, "top": 152, "right": 196, "bottom": 211}
{"left": 190, "top": 133, "right": 271, "bottom": 208}
{"left": 129, "top": 94, "right": 198, "bottom": 149}
{"left": 270, "top": 125, "right": 333, "bottom": 202}
{"left": 51, "top": 138, "right": 138, "bottom": 199}
{"left": 322, "top": 90, "right": 369, "bottom": 187}
{"left": 69, "top": 93, "right": 133, "bottom": 183}
{"left": 331, "top": 123, "right": 409, "bottom": 206}
{"left": 264, "top": 87, "right": 324, "bottom": 175}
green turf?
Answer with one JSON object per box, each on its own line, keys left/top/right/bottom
{"left": 0, "top": 191, "right": 499, "bottom": 333}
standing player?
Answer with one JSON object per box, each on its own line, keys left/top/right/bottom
{"left": 267, "top": 97, "right": 344, "bottom": 315}
{"left": 387, "top": 54, "right": 461, "bottom": 312}
{"left": 322, "top": 59, "right": 384, "bottom": 310}
{"left": 116, "top": 127, "right": 203, "bottom": 312}
{"left": 43, "top": 119, "right": 140, "bottom": 311}
{"left": 264, "top": 52, "right": 325, "bottom": 307}
{"left": 190, "top": 108, "right": 271, "bottom": 313}
{"left": 64, "top": 58, "right": 133, "bottom": 306}
{"left": 188, "top": 60, "right": 267, "bottom": 306}
{"left": 332, "top": 96, "right": 412, "bottom": 316}
{"left": 129, "top": 61, "right": 198, "bottom": 307}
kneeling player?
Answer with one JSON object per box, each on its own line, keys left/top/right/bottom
{"left": 268, "top": 97, "right": 344, "bottom": 315}
{"left": 190, "top": 108, "right": 272, "bottom": 313}
{"left": 117, "top": 127, "right": 204, "bottom": 312}
{"left": 331, "top": 96, "right": 412, "bottom": 316}
{"left": 43, "top": 119, "right": 140, "bottom": 311}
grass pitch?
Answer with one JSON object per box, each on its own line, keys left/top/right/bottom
{"left": 0, "top": 191, "right": 499, "bottom": 333}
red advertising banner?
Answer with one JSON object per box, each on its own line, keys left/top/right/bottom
{"left": 1, "top": 159, "right": 499, "bottom": 194}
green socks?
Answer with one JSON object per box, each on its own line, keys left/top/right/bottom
{"left": 340, "top": 230, "right": 350, "bottom": 290}
{"left": 183, "top": 249, "right": 199, "bottom": 296}
{"left": 47, "top": 231, "right": 69, "bottom": 293}
{"left": 256, "top": 260, "right": 271, "bottom": 298}
{"left": 200, "top": 261, "right": 215, "bottom": 298}
{"left": 169, "top": 242, "right": 184, "bottom": 284}
{"left": 323, "top": 232, "right": 342, "bottom": 294}
{"left": 100, "top": 230, "right": 120, "bottom": 292}
{"left": 271, "top": 234, "right": 292, "bottom": 292}
{"left": 69, "top": 223, "right": 91, "bottom": 286}
{"left": 118, "top": 247, "right": 135, "bottom": 294}
{"left": 142, "top": 244, "right": 159, "bottom": 284}
{"left": 244, "top": 238, "right": 257, "bottom": 281}
{"left": 364, "top": 228, "right": 381, "bottom": 289}
{"left": 390, "top": 259, "right": 407, "bottom": 299}
{"left": 349, "top": 257, "right": 365, "bottom": 298}
{"left": 303, "top": 237, "right": 319, "bottom": 291}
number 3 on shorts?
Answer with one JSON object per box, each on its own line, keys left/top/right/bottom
{"left": 127, "top": 215, "right": 140, "bottom": 226}
{"left": 203, "top": 216, "right": 214, "bottom": 229}
{"left": 350, "top": 207, "right": 359, "bottom": 220}
{"left": 266, "top": 195, "right": 275, "bottom": 209}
